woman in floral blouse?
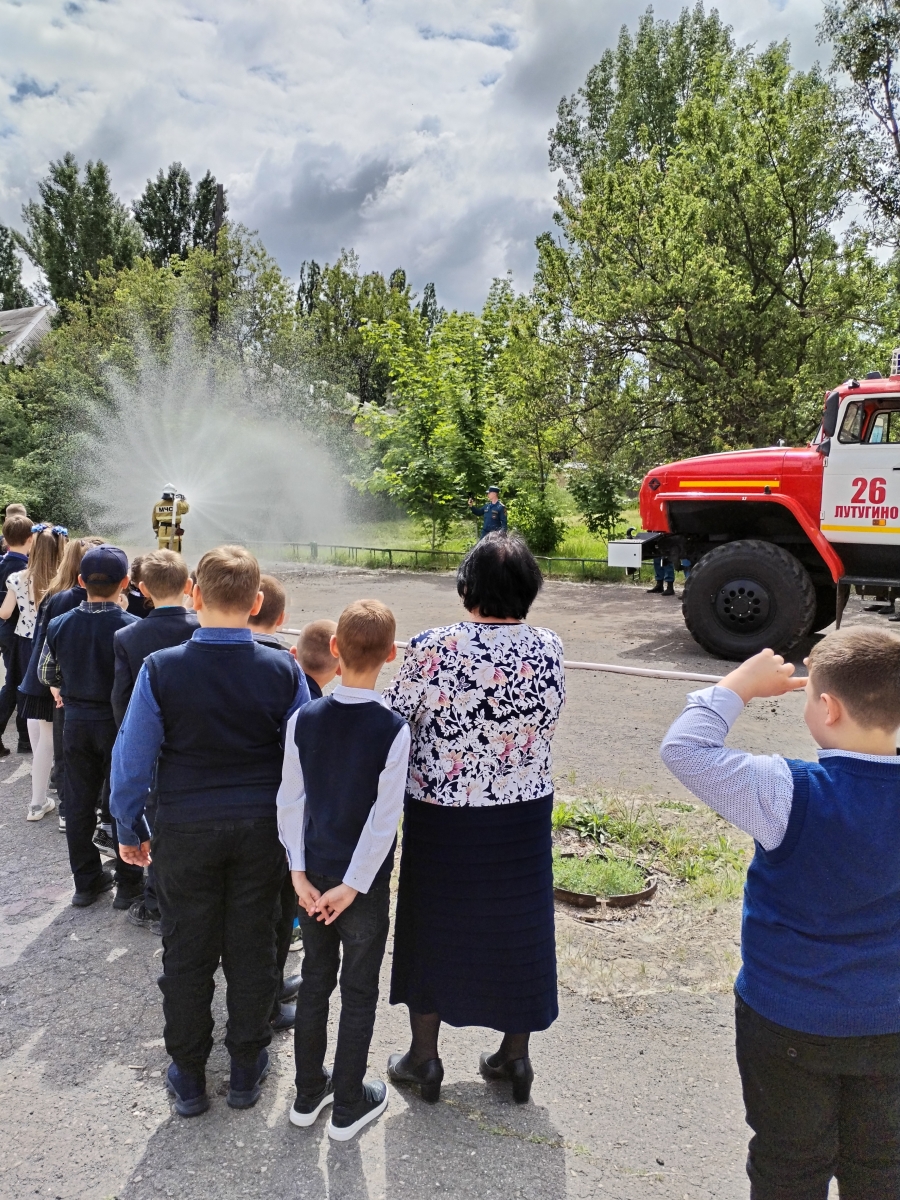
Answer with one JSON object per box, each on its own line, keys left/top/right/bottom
{"left": 385, "top": 531, "right": 565, "bottom": 1105}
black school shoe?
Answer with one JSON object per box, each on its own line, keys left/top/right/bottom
{"left": 280, "top": 973, "right": 302, "bottom": 1002}
{"left": 17, "top": 738, "right": 32, "bottom": 754}
{"left": 166, "top": 1063, "right": 210, "bottom": 1117}
{"left": 71, "top": 869, "right": 115, "bottom": 908}
{"left": 328, "top": 1081, "right": 388, "bottom": 1141}
{"left": 271, "top": 1001, "right": 296, "bottom": 1031}
{"left": 113, "top": 881, "right": 145, "bottom": 911}
{"left": 127, "top": 899, "right": 162, "bottom": 934}
{"left": 289, "top": 1069, "right": 335, "bottom": 1128}
{"left": 227, "top": 1049, "right": 270, "bottom": 1109}
{"left": 0, "top": 740, "right": 9, "bottom": 758}
{"left": 478, "top": 1053, "right": 534, "bottom": 1104}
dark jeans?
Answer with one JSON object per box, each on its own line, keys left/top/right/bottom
{"left": 153, "top": 817, "right": 286, "bottom": 1076}
{"left": 735, "top": 993, "right": 900, "bottom": 1199}
{"left": 0, "top": 637, "right": 27, "bottom": 742}
{"left": 63, "top": 717, "right": 143, "bottom": 892}
{"left": 294, "top": 873, "right": 390, "bottom": 1106}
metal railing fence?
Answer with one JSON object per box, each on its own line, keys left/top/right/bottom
{"left": 250, "top": 541, "right": 655, "bottom": 582}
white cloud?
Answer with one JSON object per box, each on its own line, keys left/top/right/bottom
{"left": 0, "top": 0, "right": 828, "bottom": 310}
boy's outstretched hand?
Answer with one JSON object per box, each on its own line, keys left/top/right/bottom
{"left": 314, "top": 883, "right": 358, "bottom": 925}
{"left": 291, "top": 870, "right": 321, "bottom": 916}
{"left": 720, "top": 648, "right": 807, "bottom": 705}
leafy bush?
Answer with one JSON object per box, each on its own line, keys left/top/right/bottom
{"left": 506, "top": 492, "right": 566, "bottom": 554}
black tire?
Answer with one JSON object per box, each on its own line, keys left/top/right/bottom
{"left": 810, "top": 585, "right": 837, "bottom": 634}
{"left": 682, "top": 539, "right": 816, "bottom": 660}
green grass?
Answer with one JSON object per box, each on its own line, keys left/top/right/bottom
{"left": 552, "top": 797, "right": 748, "bottom": 902}
{"left": 552, "top": 851, "right": 646, "bottom": 898}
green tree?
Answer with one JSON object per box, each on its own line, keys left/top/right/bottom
{"left": 133, "top": 164, "right": 227, "bottom": 265}
{"left": 538, "top": 18, "right": 875, "bottom": 465}
{"left": 298, "top": 250, "right": 418, "bottom": 404}
{"left": 15, "top": 154, "right": 143, "bottom": 303}
{"left": 0, "top": 226, "right": 32, "bottom": 309}
{"left": 820, "top": 0, "right": 900, "bottom": 241}
{"left": 568, "top": 465, "right": 629, "bottom": 539}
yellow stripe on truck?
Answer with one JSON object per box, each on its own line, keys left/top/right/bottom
{"left": 822, "top": 524, "right": 900, "bottom": 534}
{"left": 678, "top": 480, "right": 780, "bottom": 488}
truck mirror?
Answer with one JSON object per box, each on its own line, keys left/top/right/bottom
{"left": 822, "top": 390, "right": 840, "bottom": 437}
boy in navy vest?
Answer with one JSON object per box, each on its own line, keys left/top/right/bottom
{"left": 110, "top": 545, "right": 304, "bottom": 1118}
{"left": 661, "top": 630, "right": 900, "bottom": 1198}
{"left": 277, "top": 599, "right": 410, "bottom": 1141}
{"left": 111, "top": 549, "right": 197, "bottom": 934}
{"left": 39, "top": 544, "right": 144, "bottom": 909}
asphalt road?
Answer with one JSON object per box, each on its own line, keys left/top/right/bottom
{"left": 2, "top": 569, "right": 862, "bottom": 1200}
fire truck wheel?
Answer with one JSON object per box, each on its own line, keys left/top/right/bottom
{"left": 682, "top": 540, "right": 816, "bottom": 660}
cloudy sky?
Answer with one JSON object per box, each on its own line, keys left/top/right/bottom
{"left": 1, "top": 0, "right": 827, "bottom": 311}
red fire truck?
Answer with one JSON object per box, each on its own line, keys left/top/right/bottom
{"left": 629, "top": 358, "right": 900, "bottom": 659}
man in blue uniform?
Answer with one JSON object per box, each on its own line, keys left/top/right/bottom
{"left": 468, "top": 487, "right": 507, "bottom": 539}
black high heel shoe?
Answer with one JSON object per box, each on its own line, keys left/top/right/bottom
{"left": 387, "top": 1051, "right": 444, "bottom": 1103}
{"left": 478, "top": 1052, "right": 534, "bottom": 1104}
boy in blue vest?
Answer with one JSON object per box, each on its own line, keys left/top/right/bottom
{"left": 39, "top": 544, "right": 145, "bottom": 909}
{"left": 277, "top": 598, "right": 410, "bottom": 1141}
{"left": 110, "top": 545, "right": 305, "bottom": 1118}
{"left": 661, "top": 630, "right": 900, "bottom": 1199}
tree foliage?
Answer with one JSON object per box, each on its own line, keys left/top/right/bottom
{"left": 15, "top": 154, "right": 143, "bottom": 303}
{"left": 0, "top": 226, "right": 32, "bottom": 310}
{"left": 133, "top": 163, "right": 227, "bottom": 266}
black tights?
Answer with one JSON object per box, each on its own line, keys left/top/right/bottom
{"left": 409, "top": 1010, "right": 529, "bottom": 1065}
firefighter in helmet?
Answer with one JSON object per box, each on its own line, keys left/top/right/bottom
{"left": 152, "top": 485, "right": 189, "bottom": 553}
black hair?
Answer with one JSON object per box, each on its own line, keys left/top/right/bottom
{"left": 456, "top": 531, "right": 543, "bottom": 620}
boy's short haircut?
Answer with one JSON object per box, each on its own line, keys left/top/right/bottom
{"left": 335, "top": 599, "right": 395, "bottom": 672}
{"left": 141, "top": 549, "right": 189, "bottom": 599}
{"left": 250, "top": 574, "right": 286, "bottom": 629}
{"left": 3, "top": 514, "right": 33, "bottom": 546}
{"left": 807, "top": 628, "right": 900, "bottom": 731}
{"left": 196, "top": 545, "right": 261, "bottom": 614}
{"left": 296, "top": 619, "right": 338, "bottom": 674}
{"left": 5, "top": 503, "right": 27, "bottom": 518}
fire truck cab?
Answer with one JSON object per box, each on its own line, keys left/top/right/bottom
{"left": 633, "top": 355, "right": 900, "bottom": 659}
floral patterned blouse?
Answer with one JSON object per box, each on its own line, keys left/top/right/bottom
{"left": 384, "top": 621, "right": 566, "bottom": 806}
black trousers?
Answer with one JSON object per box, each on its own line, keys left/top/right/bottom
{"left": 153, "top": 817, "right": 286, "bottom": 1076}
{"left": 63, "top": 717, "right": 143, "bottom": 892}
{"left": 735, "top": 993, "right": 900, "bottom": 1199}
{"left": 294, "top": 873, "right": 390, "bottom": 1107}
{"left": 271, "top": 872, "right": 298, "bottom": 1016}
{"left": 0, "top": 637, "right": 27, "bottom": 742}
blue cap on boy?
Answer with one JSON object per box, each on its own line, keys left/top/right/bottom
{"left": 80, "top": 544, "right": 129, "bottom": 584}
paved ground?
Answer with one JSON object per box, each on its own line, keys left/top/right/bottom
{"left": 2, "top": 569, "right": 862, "bottom": 1200}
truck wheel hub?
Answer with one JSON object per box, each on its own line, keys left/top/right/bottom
{"left": 715, "top": 579, "right": 770, "bottom": 629}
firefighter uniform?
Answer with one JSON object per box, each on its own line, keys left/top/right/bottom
{"left": 152, "top": 491, "right": 189, "bottom": 554}
{"left": 471, "top": 490, "right": 508, "bottom": 539}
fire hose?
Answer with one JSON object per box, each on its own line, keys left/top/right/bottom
{"left": 282, "top": 631, "right": 723, "bottom": 684}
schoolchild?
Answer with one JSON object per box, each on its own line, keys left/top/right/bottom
{"left": 123, "top": 555, "right": 151, "bottom": 619}
{"left": 2, "top": 524, "right": 68, "bottom": 819}
{"left": 278, "top": 599, "right": 410, "bottom": 1141}
{"left": 110, "top": 546, "right": 305, "bottom": 1118}
{"left": 0, "top": 514, "right": 34, "bottom": 755}
{"left": 21, "top": 536, "right": 104, "bottom": 832}
{"left": 111, "top": 549, "right": 197, "bottom": 933}
{"left": 39, "top": 545, "right": 144, "bottom": 909}
{"left": 248, "top": 573, "right": 310, "bottom": 1031}
{"left": 293, "top": 619, "right": 339, "bottom": 699}
{"left": 661, "top": 631, "right": 900, "bottom": 1198}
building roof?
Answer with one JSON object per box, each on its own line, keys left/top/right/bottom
{"left": 0, "top": 305, "right": 53, "bottom": 365}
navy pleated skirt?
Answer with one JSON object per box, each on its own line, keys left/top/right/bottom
{"left": 390, "top": 793, "right": 558, "bottom": 1033}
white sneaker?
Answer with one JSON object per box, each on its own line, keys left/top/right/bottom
{"left": 26, "top": 797, "right": 56, "bottom": 822}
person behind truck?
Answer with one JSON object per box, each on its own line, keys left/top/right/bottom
{"left": 468, "top": 487, "right": 507, "bottom": 539}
